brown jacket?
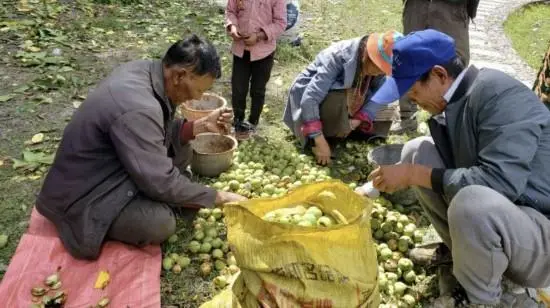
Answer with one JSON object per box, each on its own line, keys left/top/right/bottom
{"left": 36, "top": 60, "right": 216, "bottom": 260}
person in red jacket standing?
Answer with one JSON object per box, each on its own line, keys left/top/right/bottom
{"left": 225, "top": 0, "right": 287, "bottom": 139}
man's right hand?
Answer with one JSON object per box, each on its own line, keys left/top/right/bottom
{"left": 215, "top": 191, "right": 247, "bottom": 207}
{"left": 312, "top": 134, "right": 331, "bottom": 165}
{"left": 228, "top": 25, "right": 241, "bottom": 40}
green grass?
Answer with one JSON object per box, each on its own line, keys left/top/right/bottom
{"left": 504, "top": 2, "right": 550, "bottom": 69}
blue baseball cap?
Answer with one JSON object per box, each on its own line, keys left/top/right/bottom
{"left": 370, "top": 29, "right": 457, "bottom": 104}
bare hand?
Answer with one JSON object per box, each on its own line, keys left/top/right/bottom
{"left": 243, "top": 32, "right": 258, "bottom": 46}
{"left": 336, "top": 119, "right": 362, "bottom": 138}
{"left": 196, "top": 107, "right": 234, "bottom": 135}
{"left": 350, "top": 119, "right": 362, "bottom": 130}
{"left": 367, "top": 164, "right": 413, "bottom": 193}
{"left": 229, "top": 25, "right": 241, "bottom": 40}
{"left": 312, "top": 135, "right": 331, "bottom": 165}
{"left": 215, "top": 191, "right": 247, "bottom": 206}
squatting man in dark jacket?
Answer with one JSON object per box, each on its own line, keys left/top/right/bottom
{"left": 358, "top": 29, "right": 550, "bottom": 307}
{"left": 36, "top": 35, "right": 247, "bottom": 260}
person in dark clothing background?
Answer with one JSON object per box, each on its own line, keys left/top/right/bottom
{"left": 392, "top": 0, "right": 480, "bottom": 134}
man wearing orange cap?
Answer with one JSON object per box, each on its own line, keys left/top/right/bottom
{"left": 283, "top": 30, "right": 404, "bottom": 165}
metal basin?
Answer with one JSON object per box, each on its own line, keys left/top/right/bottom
{"left": 191, "top": 133, "right": 237, "bottom": 177}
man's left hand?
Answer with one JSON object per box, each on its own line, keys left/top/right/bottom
{"left": 194, "top": 107, "right": 234, "bottom": 135}
{"left": 368, "top": 164, "right": 413, "bottom": 193}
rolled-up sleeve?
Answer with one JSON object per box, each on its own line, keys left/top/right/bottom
{"left": 109, "top": 109, "right": 217, "bottom": 207}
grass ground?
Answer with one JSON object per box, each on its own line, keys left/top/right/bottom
{"left": 504, "top": 1, "right": 550, "bottom": 69}
{"left": 0, "top": 0, "right": 403, "bottom": 306}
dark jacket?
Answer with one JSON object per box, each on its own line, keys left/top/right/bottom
{"left": 402, "top": 0, "right": 480, "bottom": 19}
{"left": 429, "top": 66, "right": 550, "bottom": 218}
{"left": 36, "top": 60, "right": 216, "bottom": 260}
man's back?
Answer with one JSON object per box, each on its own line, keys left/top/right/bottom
{"left": 37, "top": 59, "right": 162, "bottom": 214}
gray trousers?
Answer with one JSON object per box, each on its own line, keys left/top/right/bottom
{"left": 106, "top": 143, "right": 194, "bottom": 247}
{"left": 399, "top": 0, "right": 471, "bottom": 119}
{"left": 401, "top": 137, "right": 550, "bottom": 304}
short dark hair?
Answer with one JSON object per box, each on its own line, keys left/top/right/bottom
{"left": 162, "top": 34, "right": 221, "bottom": 79}
{"left": 419, "top": 56, "right": 465, "bottom": 82}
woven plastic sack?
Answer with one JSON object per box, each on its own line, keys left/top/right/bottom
{"left": 203, "top": 180, "right": 380, "bottom": 307}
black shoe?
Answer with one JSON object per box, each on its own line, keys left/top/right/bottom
{"left": 242, "top": 120, "right": 257, "bottom": 133}
{"left": 235, "top": 121, "right": 256, "bottom": 140}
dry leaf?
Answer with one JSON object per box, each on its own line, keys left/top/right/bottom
{"left": 94, "top": 270, "right": 110, "bottom": 289}
{"left": 31, "top": 133, "right": 45, "bottom": 144}
{"left": 27, "top": 46, "right": 41, "bottom": 52}
{"left": 72, "top": 101, "right": 82, "bottom": 108}
{"left": 0, "top": 94, "right": 16, "bottom": 103}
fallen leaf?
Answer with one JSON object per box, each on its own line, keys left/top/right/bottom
{"left": 13, "top": 85, "right": 30, "bottom": 93}
{"left": 0, "top": 94, "right": 16, "bottom": 103}
{"left": 22, "top": 150, "right": 54, "bottom": 165}
{"left": 0, "top": 234, "right": 8, "bottom": 248}
{"left": 26, "top": 46, "right": 41, "bottom": 52}
{"left": 0, "top": 160, "right": 3, "bottom": 167}
{"left": 31, "top": 133, "right": 45, "bottom": 144}
{"left": 28, "top": 175, "right": 41, "bottom": 180}
{"left": 32, "top": 95, "right": 53, "bottom": 104}
{"left": 12, "top": 158, "right": 30, "bottom": 169}
{"left": 72, "top": 101, "right": 82, "bottom": 108}
{"left": 94, "top": 270, "right": 110, "bottom": 289}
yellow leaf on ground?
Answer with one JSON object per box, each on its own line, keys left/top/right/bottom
{"left": 27, "top": 46, "right": 41, "bottom": 52}
{"left": 31, "top": 133, "right": 44, "bottom": 144}
{"left": 94, "top": 270, "right": 110, "bottom": 289}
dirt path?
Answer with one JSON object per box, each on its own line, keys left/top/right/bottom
{"left": 468, "top": 0, "right": 538, "bottom": 86}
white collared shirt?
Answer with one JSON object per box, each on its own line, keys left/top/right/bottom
{"left": 443, "top": 68, "right": 468, "bottom": 103}
{"left": 433, "top": 67, "right": 468, "bottom": 124}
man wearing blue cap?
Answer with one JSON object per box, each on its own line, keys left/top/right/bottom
{"left": 366, "top": 29, "right": 550, "bottom": 306}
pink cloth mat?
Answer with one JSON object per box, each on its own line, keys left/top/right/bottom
{"left": 0, "top": 208, "right": 162, "bottom": 307}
